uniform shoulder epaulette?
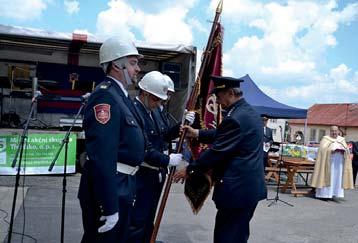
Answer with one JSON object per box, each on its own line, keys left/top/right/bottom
{"left": 96, "top": 81, "right": 112, "bottom": 90}
{"left": 100, "top": 81, "right": 112, "bottom": 89}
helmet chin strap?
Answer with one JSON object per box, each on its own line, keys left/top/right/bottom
{"left": 122, "top": 67, "right": 134, "bottom": 86}
{"left": 143, "top": 94, "right": 151, "bottom": 110}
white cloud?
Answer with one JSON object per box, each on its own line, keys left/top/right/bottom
{"left": 64, "top": 0, "right": 79, "bottom": 15}
{"left": 214, "top": 0, "right": 358, "bottom": 107}
{"left": 329, "top": 64, "right": 350, "bottom": 81}
{"left": 329, "top": 64, "right": 358, "bottom": 93}
{"left": 261, "top": 63, "right": 358, "bottom": 107}
{"left": 353, "top": 71, "right": 358, "bottom": 83}
{"left": 188, "top": 18, "right": 208, "bottom": 35}
{"left": 95, "top": 0, "right": 195, "bottom": 44}
{"left": 222, "top": 1, "right": 332, "bottom": 80}
{"left": 172, "top": 0, "right": 198, "bottom": 8}
{"left": 0, "top": 0, "right": 49, "bottom": 20}
{"left": 339, "top": 2, "right": 358, "bottom": 23}
{"left": 261, "top": 60, "right": 316, "bottom": 75}
{"left": 93, "top": 0, "right": 357, "bottom": 107}
{"left": 95, "top": 0, "right": 138, "bottom": 40}
{"left": 141, "top": 6, "right": 193, "bottom": 44}
{"left": 209, "top": 0, "right": 264, "bottom": 24}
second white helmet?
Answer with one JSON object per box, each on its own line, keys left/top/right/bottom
{"left": 163, "top": 74, "right": 175, "bottom": 93}
{"left": 138, "top": 71, "right": 168, "bottom": 100}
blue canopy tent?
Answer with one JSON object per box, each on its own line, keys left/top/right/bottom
{"left": 239, "top": 74, "right": 307, "bottom": 118}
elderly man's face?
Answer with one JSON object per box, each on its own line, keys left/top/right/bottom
{"left": 330, "top": 126, "right": 339, "bottom": 138}
{"left": 263, "top": 119, "right": 268, "bottom": 127}
{"left": 146, "top": 92, "right": 163, "bottom": 110}
{"left": 215, "top": 89, "right": 232, "bottom": 109}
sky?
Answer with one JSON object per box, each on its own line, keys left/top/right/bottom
{"left": 0, "top": 0, "right": 357, "bottom": 108}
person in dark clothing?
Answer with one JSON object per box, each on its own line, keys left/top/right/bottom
{"left": 174, "top": 75, "right": 267, "bottom": 243}
{"left": 78, "top": 36, "right": 146, "bottom": 243}
{"left": 262, "top": 116, "right": 273, "bottom": 168}
{"left": 127, "top": 71, "right": 194, "bottom": 243}
{"left": 350, "top": 141, "right": 358, "bottom": 186}
{"left": 158, "top": 74, "right": 179, "bottom": 154}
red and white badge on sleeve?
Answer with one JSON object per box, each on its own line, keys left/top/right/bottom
{"left": 93, "top": 104, "right": 111, "bottom": 124}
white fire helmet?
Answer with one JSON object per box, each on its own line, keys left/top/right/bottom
{"left": 163, "top": 74, "right": 175, "bottom": 93}
{"left": 138, "top": 71, "right": 168, "bottom": 100}
{"left": 99, "top": 36, "right": 143, "bottom": 65}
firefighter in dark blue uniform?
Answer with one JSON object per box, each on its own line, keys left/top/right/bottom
{"left": 157, "top": 74, "right": 179, "bottom": 154}
{"left": 127, "top": 71, "right": 194, "bottom": 243}
{"left": 174, "top": 75, "right": 267, "bottom": 243}
{"left": 78, "top": 37, "right": 146, "bottom": 243}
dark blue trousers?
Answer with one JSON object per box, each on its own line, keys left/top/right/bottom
{"left": 127, "top": 168, "right": 166, "bottom": 243}
{"left": 214, "top": 204, "right": 257, "bottom": 243}
{"left": 79, "top": 173, "right": 135, "bottom": 243}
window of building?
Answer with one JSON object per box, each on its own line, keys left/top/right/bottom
{"left": 309, "top": 128, "right": 317, "bottom": 142}
{"left": 270, "top": 119, "right": 277, "bottom": 123}
{"left": 318, "top": 129, "right": 326, "bottom": 141}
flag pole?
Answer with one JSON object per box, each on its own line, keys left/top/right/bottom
{"left": 150, "top": 1, "right": 223, "bottom": 242}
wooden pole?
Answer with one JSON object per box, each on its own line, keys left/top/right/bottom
{"left": 150, "top": 1, "right": 223, "bottom": 242}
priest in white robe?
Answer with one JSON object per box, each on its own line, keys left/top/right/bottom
{"left": 311, "top": 126, "right": 354, "bottom": 199}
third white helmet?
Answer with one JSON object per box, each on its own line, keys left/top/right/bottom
{"left": 163, "top": 74, "right": 175, "bottom": 93}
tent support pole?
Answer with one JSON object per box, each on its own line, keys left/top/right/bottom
{"left": 303, "top": 118, "right": 308, "bottom": 145}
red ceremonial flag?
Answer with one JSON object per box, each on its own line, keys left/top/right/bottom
{"left": 200, "top": 23, "right": 223, "bottom": 129}
{"left": 183, "top": 23, "right": 223, "bottom": 214}
{"left": 189, "top": 23, "right": 223, "bottom": 159}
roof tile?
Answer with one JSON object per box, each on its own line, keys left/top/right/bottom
{"left": 289, "top": 103, "right": 358, "bottom": 127}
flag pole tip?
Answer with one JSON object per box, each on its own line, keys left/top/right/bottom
{"left": 216, "top": 0, "right": 223, "bottom": 13}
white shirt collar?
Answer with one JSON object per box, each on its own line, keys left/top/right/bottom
{"left": 107, "top": 76, "right": 128, "bottom": 97}
{"left": 159, "top": 105, "right": 164, "bottom": 112}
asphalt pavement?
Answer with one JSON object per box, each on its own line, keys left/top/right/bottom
{"left": 0, "top": 174, "right": 357, "bottom": 243}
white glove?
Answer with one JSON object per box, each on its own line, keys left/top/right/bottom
{"left": 98, "top": 212, "right": 119, "bottom": 233}
{"left": 184, "top": 110, "right": 195, "bottom": 125}
{"left": 177, "top": 158, "right": 189, "bottom": 170}
{"left": 169, "top": 153, "right": 183, "bottom": 167}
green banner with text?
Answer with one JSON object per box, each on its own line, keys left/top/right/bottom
{"left": 0, "top": 133, "right": 77, "bottom": 175}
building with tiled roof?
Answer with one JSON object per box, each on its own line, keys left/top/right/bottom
{"left": 288, "top": 103, "right": 358, "bottom": 143}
